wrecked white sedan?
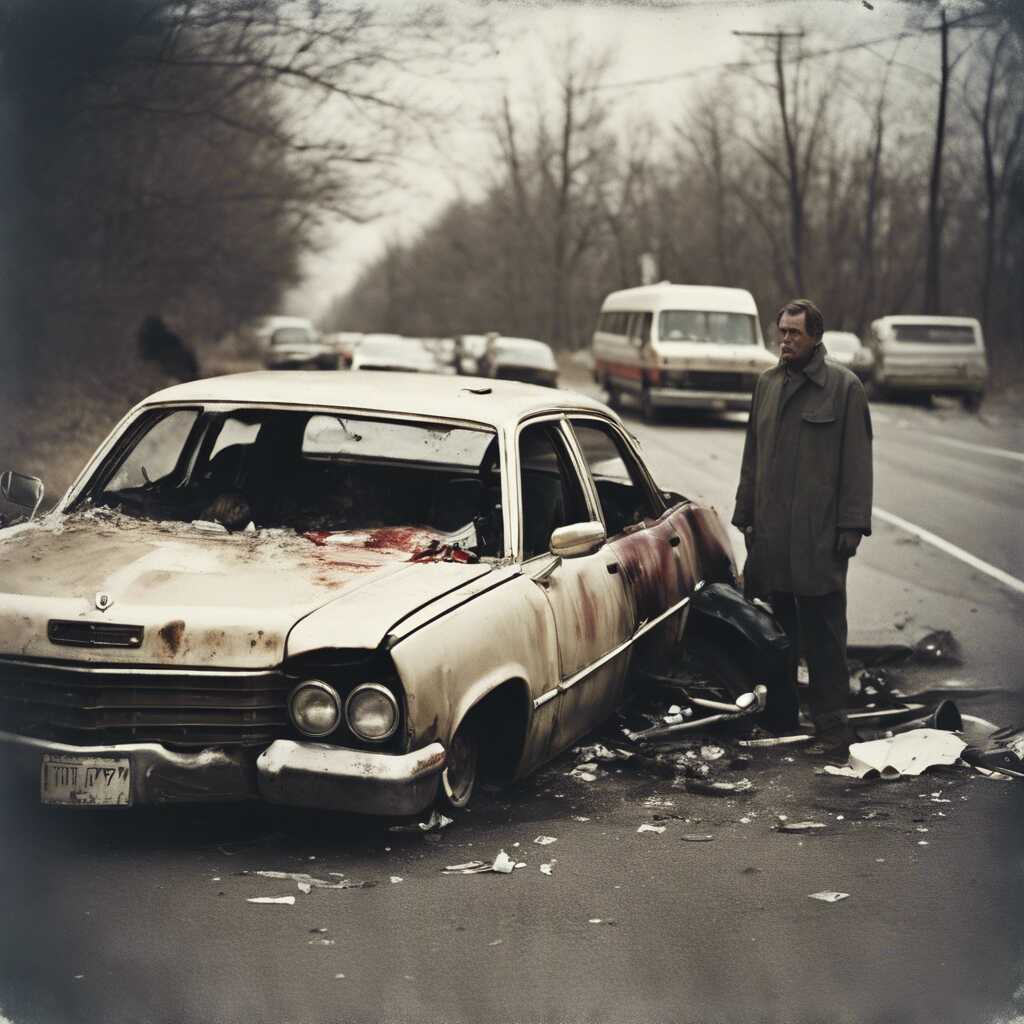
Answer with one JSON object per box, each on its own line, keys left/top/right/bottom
{"left": 0, "top": 372, "right": 754, "bottom": 815}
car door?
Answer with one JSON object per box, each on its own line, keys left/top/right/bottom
{"left": 566, "top": 416, "right": 693, "bottom": 678}
{"left": 516, "top": 418, "right": 634, "bottom": 755}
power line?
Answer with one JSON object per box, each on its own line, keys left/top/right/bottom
{"left": 587, "top": 12, "right": 1001, "bottom": 94}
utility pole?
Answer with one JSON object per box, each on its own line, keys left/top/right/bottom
{"left": 733, "top": 29, "right": 807, "bottom": 295}
{"left": 924, "top": 8, "right": 949, "bottom": 314}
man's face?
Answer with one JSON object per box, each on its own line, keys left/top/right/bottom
{"left": 777, "top": 311, "right": 817, "bottom": 366}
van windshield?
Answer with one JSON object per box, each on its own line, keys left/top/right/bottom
{"left": 891, "top": 324, "right": 976, "bottom": 345}
{"left": 659, "top": 311, "right": 757, "bottom": 345}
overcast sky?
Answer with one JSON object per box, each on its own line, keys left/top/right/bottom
{"left": 286, "top": 0, "right": 941, "bottom": 320}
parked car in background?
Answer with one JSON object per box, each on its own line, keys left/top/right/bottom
{"left": 419, "top": 338, "right": 458, "bottom": 375}
{"left": 454, "top": 334, "right": 490, "bottom": 375}
{"left": 0, "top": 372, "right": 761, "bottom": 816}
{"left": 479, "top": 336, "right": 559, "bottom": 388}
{"left": 592, "top": 283, "right": 776, "bottom": 420}
{"left": 260, "top": 316, "right": 338, "bottom": 371}
{"left": 822, "top": 330, "right": 874, "bottom": 383}
{"left": 324, "top": 331, "right": 364, "bottom": 368}
{"left": 866, "top": 315, "right": 988, "bottom": 409}
{"left": 351, "top": 335, "right": 438, "bottom": 374}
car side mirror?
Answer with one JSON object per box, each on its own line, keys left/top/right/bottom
{"left": 0, "top": 470, "right": 44, "bottom": 519}
{"left": 550, "top": 520, "right": 606, "bottom": 558}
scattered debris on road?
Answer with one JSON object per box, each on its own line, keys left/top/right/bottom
{"left": 534, "top": 835, "right": 558, "bottom": 846}
{"left": 681, "top": 834, "right": 715, "bottom": 842}
{"left": 777, "top": 821, "right": 828, "bottom": 833}
{"left": 246, "top": 896, "right": 296, "bottom": 905}
{"left": 388, "top": 810, "right": 453, "bottom": 834}
{"left": 637, "top": 824, "right": 666, "bottom": 834}
{"left": 255, "top": 870, "right": 374, "bottom": 891}
{"left": 808, "top": 891, "right": 849, "bottom": 903}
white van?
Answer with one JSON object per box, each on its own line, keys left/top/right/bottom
{"left": 592, "top": 283, "right": 776, "bottom": 419}
{"left": 866, "top": 315, "right": 988, "bottom": 409}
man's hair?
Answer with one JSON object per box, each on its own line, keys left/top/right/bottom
{"left": 776, "top": 299, "right": 824, "bottom": 341}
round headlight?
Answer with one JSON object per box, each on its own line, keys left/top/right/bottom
{"left": 345, "top": 683, "right": 399, "bottom": 742}
{"left": 289, "top": 680, "right": 341, "bottom": 738}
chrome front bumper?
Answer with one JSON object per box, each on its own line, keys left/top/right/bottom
{"left": 257, "top": 740, "right": 445, "bottom": 816}
{"left": 0, "top": 730, "right": 446, "bottom": 815}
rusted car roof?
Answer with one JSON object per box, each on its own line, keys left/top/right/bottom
{"left": 137, "top": 370, "right": 608, "bottom": 428}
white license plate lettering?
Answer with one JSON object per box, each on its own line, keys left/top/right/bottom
{"left": 41, "top": 755, "right": 132, "bottom": 806}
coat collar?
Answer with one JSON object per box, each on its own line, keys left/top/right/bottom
{"left": 776, "top": 343, "right": 827, "bottom": 387}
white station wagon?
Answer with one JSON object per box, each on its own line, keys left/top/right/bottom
{"left": 0, "top": 372, "right": 753, "bottom": 815}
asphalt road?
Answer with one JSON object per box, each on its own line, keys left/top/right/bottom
{"left": 2, "top": 387, "right": 1022, "bottom": 1024}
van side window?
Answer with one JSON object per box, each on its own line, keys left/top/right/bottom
{"left": 569, "top": 420, "right": 662, "bottom": 537}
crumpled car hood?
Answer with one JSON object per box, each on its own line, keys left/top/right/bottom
{"left": 0, "top": 513, "right": 490, "bottom": 668}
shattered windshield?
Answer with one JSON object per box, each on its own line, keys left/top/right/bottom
{"left": 78, "top": 407, "right": 503, "bottom": 558}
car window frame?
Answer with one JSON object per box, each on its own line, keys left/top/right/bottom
{"left": 511, "top": 414, "right": 601, "bottom": 565}
{"left": 563, "top": 415, "right": 666, "bottom": 538}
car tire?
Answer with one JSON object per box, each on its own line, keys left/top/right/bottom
{"left": 439, "top": 717, "right": 480, "bottom": 811}
{"left": 606, "top": 382, "right": 621, "bottom": 410}
{"left": 962, "top": 392, "right": 983, "bottom": 412}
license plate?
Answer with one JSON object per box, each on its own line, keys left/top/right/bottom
{"left": 40, "top": 754, "right": 132, "bottom": 806}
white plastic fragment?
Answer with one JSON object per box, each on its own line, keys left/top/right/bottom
{"left": 808, "top": 891, "right": 849, "bottom": 903}
{"left": 297, "top": 881, "right": 312, "bottom": 895}
{"left": 568, "top": 767, "right": 598, "bottom": 782}
{"left": 637, "top": 824, "right": 666, "bottom": 834}
{"left": 491, "top": 850, "right": 515, "bottom": 874}
{"left": 247, "top": 896, "right": 296, "bottom": 905}
{"left": 540, "top": 862, "right": 555, "bottom": 876}
{"left": 534, "top": 835, "right": 558, "bottom": 846}
{"left": 390, "top": 876, "right": 404, "bottom": 884}
{"left": 824, "top": 729, "right": 966, "bottom": 779}
{"left": 700, "top": 745, "right": 726, "bottom": 761}
{"left": 778, "top": 821, "right": 827, "bottom": 833}
{"left": 572, "top": 815, "right": 591, "bottom": 822}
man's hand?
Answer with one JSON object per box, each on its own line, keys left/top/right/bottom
{"left": 836, "top": 529, "right": 862, "bottom": 558}
{"left": 743, "top": 526, "right": 755, "bottom": 554}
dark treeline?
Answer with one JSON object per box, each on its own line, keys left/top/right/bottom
{"left": 328, "top": 8, "right": 1023, "bottom": 379}
{"left": 0, "top": 0, "right": 457, "bottom": 387}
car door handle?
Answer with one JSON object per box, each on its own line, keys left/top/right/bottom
{"left": 668, "top": 535, "right": 680, "bottom": 547}
{"left": 606, "top": 562, "right": 620, "bottom": 575}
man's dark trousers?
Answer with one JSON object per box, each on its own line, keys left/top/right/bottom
{"left": 770, "top": 590, "right": 849, "bottom": 734}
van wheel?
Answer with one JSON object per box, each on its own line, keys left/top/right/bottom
{"left": 641, "top": 387, "right": 660, "bottom": 423}
{"left": 962, "top": 392, "right": 983, "bottom": 412}
{"left": 605, "top": 383, "right": 621, "bottom": 410}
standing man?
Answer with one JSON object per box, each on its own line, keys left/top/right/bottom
{"left": 733, "top": 299, "right": 873, "bottom": 753}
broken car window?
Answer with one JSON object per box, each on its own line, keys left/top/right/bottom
{"left": 81, "top": 407, "right": 502, "bottom": 556}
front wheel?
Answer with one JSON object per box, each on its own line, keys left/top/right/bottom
{"left": 439, "top": 719, "right": 479, "bottom": 811}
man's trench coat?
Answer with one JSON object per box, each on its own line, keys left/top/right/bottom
{"left": 733, "top": 344, "right": 873, "bottom": 597}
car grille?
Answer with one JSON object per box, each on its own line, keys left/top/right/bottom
{"left": 0, "top": 657, "right": 291, "bottom": 748}
{"left": 48, "top": 620, "right": 144, "bottom": 649}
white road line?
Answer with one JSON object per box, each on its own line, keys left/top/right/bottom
{"left": 927, "top": 435, "right": 1024, "bottom": 464}
{"left": 874, "top": 506, "right": 1024, "bottom": 596}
